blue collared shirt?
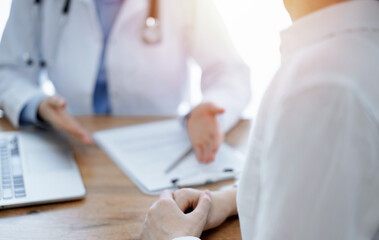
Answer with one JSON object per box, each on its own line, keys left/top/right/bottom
{"left": 93, "top": 0, "right": 123, "bottom": 114}
{"left": 19, "top": 0, "right": 123, "bottom": 125}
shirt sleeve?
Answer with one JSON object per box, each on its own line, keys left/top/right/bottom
{"left": 242, "top": 85, "right": 379, "bottom": 239}
{"left": 0, "top": 0, "right": 44, "bottom": 128}
{"left": 19, "top": 94, "right": 47, "bottom": 127}
{"left": 184, "top": 0, "right": 251, "bottom": 132}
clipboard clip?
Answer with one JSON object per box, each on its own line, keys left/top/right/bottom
{"left": 171, "top": 168, "right": 236, "bottom": 188}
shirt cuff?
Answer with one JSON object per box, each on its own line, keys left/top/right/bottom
{"left": 180, "top": 113, "right": 190, "bottom": 128}
{"left": 172, "top": 237, "right": 200, "bottom": 240}
{"left": 19, "top": 94, "right": 48, "bottom": 127}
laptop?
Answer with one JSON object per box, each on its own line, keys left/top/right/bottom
{"left": 0, "top": 130, "right": 86, "bottom": 209}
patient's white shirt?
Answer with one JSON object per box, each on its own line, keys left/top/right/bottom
{"left": 175, "top": 1, "right": 379, "bottom": 239}
{"left": 237, "top": 0, "right": 379, "bottom": 239}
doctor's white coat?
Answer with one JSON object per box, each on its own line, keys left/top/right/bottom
{"left": 0, "top": 0, "right": 251, "bottom": 129}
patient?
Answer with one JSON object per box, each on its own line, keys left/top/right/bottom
{"left": 141, "top": 0, "right": 379, "bottom": 239}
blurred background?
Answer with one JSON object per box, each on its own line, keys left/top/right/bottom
{"left": 0, "top": 0, "right": 291, "bottom": 118}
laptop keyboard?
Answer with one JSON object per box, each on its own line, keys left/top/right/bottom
{"left": 0, "top": 136, "right": 26, "bottom": 200}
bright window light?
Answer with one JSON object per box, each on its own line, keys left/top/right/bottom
{"left": 0, "top": 0, "right": 11, "bottom": 40}
{"left": 214, "top": 0, "right": 291, "bottom": 116}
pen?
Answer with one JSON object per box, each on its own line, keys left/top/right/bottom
{"left": 172, "top": 171, "right": 236, "bottom": 188}
{"left": 165, "top": 147, "right": 193, "bottom": 173}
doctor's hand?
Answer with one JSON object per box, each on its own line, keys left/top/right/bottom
{"left": 187, "top": 102, "right": 224, "bottom": 163}
{"left": 174, "top": 188, "right": 238, "bottom": 231}
{"left": 37, "top": 95, "right": 93, "bottom": 145}
{"left": 141, "top": 190, "right": 212, "bottom": 240}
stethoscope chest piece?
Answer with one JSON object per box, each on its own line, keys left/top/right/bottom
{"left": 142, "top": 17, "right": 161, "bottom": 44}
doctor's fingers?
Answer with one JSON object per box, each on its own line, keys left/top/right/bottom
{"left": 193, "top": 143, "right": 205, "bottom": 162}
{"left": 45, "top": 95, "right": 67, "bottom": 109}
{"left": 202, "top": 142, "right": 214, "bottom": 163}
{"left": 208, "top": 127, "right": 224, "bottom": 162}
{"left": 209, "top": 134, "right": 223, "bottom": 161}
{"left": 52, "top": 110, "right": 93, "bottom": 145}
{"left": 65, "top": 121, "right": 93, "bottom": 145}
{"left": 202, "top": 135, "right": 221, "bottom": 163}
{"left": 209, "top": 105, "right": 225, "bottom": 116}
{"left": 42, "top": 96, "right": 92, "bottom": 144}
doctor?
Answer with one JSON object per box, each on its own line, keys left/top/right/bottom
{"left": 141, "top": 0, "right": 379, "bottom": 239}
{"left": 0, "top": 0, "right": 251, "bottom": 163}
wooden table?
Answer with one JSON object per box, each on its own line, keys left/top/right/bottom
{"left": 0, "top": 116, "right": 251, "bottom": 240}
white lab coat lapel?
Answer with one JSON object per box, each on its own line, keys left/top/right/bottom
{"left": 63, "top": 0, "right": 149, "bottom": 115}
{"left": 42, "top": 0, "right": 76, "bottom": 67}
{"left": 46, "top": 0, "right": 103, "bottom": 115}
{"left": 110, "top": 0, "right": 148, "bottom": 39}
{"left": 76, "top": 0, "right": 103, "bottom": 40}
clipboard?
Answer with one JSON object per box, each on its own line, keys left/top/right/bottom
{"left": 94, "top": 119, "right": 245, "bottom": 195}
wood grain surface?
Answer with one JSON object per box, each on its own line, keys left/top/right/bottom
{"left": 0, "top": 116, "right": 251, "bottom": 240}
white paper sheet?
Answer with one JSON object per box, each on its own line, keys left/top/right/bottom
{"left": 94, "top": 119, "right": 245, "bottom": 195}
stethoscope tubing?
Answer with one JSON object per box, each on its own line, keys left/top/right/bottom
{"left": 25, "top": 0, "right": 160, "bottom": 68}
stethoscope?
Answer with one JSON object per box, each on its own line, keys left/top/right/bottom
{"left": 23, "top": 0, "right": 161, "bottom": 68}
{"left": 142, "top": 0, "right": 161, "bottom": 44}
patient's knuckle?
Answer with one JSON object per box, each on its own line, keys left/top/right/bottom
{"left": 157, "top": 198, "right": 171, "bottom": 208}
{"left": 180, "top": 189, "right": 193, "bottom": 198}
{"left": 174, "top": 189, "right": 184, "bottom": 198}
{"left": 181, "top": 188, "right": 192, "bottom": 195}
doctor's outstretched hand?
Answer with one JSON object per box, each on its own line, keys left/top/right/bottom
{"left": 141, "top": 190, "right": 212, "bottom": 240}
{"left": 38, "top": 95, "right": 93, "bottom": 145}
{"left": 187, "top": 102, "right": 224, "bottom": 163}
